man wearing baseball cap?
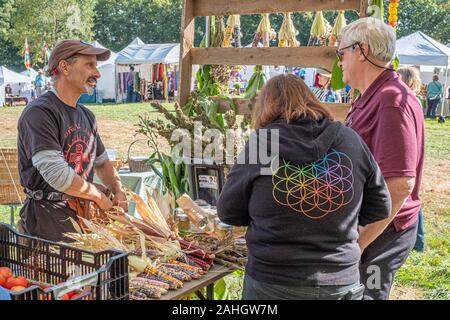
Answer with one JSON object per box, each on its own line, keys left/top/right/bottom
{"left": 17, "top": 40, "right": 127, "bottom": 242}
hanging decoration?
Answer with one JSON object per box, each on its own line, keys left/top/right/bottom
{"left": 329, "top": 11, "right": 347, "bottom": 47}
{"left": 253, "top": 13, "right": 277, "bottom": 47}
{"left": 278, "top": 13, "right": 300, "bottom": 47}
{"left": 223, "top": 15, "right": 242, "bottom": 48}
{"left": 388, "top": 0, "right": 399, "bottom": 31}
{"left": 308, "top": 11, "right": 329, "bottom": 46}
{"left": 24, "top": 38, "right": 31, "bottom": 70}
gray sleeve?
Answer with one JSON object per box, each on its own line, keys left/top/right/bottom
{"left": 94, "top": 150, "right": 109, "bottom": 167}
{"left": 32, "top": 150, "right": 76, "bottom": 192}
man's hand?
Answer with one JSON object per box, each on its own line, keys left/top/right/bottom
{"left": 112, "top": 189, "right": 128, "bottom": 212}
{"left": 96, "top": 191, "right": 113, "bottom": 211}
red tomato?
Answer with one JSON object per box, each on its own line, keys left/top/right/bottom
{"left": 4, "top": 276, "right": 29, "bottom": 290}
{"left": 61, "top": 293, "right": 71, "bottom": 300}
{"left": 0, "top": 267, "right": 13, "bottom": 280}
{"left": 0, "top": 274, "right": 6, "bottom": 287}
{"left": 10, "top": 286, "right": 26, "bottom": 292}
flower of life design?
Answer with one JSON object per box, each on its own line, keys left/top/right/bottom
{"left": 272, "top": 149, "right": 354, "bottom": 219}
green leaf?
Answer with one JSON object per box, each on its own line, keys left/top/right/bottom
{"left": 393, "top": 56, "right": 400, "bottom": 70}
{"left": 331, "top": 57, "right": 346, "bottom": 91}
{"left": 214, "top": 279, "right": 230, "bottom": 300}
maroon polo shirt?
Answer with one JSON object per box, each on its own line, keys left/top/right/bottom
{"left": 345, "top": 70, "right": 425, "bottom": 232}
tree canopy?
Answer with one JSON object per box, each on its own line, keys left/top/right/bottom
{"left": 0, "top": 0, "right": 448, "bottom": 71}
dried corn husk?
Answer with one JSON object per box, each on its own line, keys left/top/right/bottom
{"left": 332, "top": 11, "right": 347, "bottom": 36}
{"left": 129, "top": 191, "right": 172, "bottom": 239}
{"left": 310, "top": 11, "right": 327, "bottom": 38}
{"left": 256, "top": 13, "right": 276, "bottom": 47}
{"left": 223, "top": 15, "right": 241, "bottom": 47}
{"left": 330, "top": 11, "right": 347, "bottom": 46}
{"left": 278, "top": 12, "right": 300, "bottom": 47}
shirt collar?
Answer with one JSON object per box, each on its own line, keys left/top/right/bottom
{"left": 352, "top": 70, "right": 398, "bottom": 110}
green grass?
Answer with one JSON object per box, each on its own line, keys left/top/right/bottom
{"left": 392, "top": 119, "right": 450, "bottom": 300}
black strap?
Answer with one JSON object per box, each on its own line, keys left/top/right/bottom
{"left": 25, "top": 188, "right": 67, "bottom": 201}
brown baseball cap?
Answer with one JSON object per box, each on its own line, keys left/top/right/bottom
{"left": 46, "top": 40, "right": 111, "bottom": 76}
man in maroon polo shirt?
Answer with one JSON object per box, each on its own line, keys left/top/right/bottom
{"left": 338, "top": 18, "right": 425, "bottom": 300}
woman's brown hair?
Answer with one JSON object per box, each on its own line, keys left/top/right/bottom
{"left": 252, "top": 74, "right": 334, "bottom": 129}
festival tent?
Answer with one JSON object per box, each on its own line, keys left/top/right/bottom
{"left": 91, "top": 41, "right": 118, "bottom": 102}
{"left": 115, "top": 43, "right": 180, "bottom": 102}
{"left": 115, "top": 43, "right": 179, "bottom": 65}
{"left": 396, "top": 31, "right": 450, "bottom": 116}
{"left": 20, "top": 68, "right": 39, "bottom": 80}
{"left": 0, "top": 66, "right": 32, "bottom": 106}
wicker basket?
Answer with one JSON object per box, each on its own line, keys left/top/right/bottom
{"left": 126, "top": 140, "right": 152, "bottom": 173}
{"left": 0, "top": 148, "right": 25, "bottom": 205}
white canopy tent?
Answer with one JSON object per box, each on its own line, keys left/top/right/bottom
{"left": 91, "top": 41, "right": 118, "bottom": 102}
{"left": 396, "top": 31, "right": 450, "bottom": 116}
{"left": 0, "top": 66, "right": 32, "bottom": 106}
{"left": 20, "top": 68, "right": 38, "bottom": 80}
{"left": 115, "top": 43, "right": 179, "bottom": 65}
{"left": 115, "top": 42, "right": 180, "bottom": 102}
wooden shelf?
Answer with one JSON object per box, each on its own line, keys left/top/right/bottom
{"left": 211, "top": 96, "right": 351, "bottom": 122}
{"left": 193, "top": 0, "right": 362, "bottom": 16}
{"left": 191, "top": 46, "right": 337, "bottom": 71}
{"left": 178, "top": 0, "right": 368, "bottom": 120}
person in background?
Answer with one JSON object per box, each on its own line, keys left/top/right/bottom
{"left": 397, "top": 66, "right": 425, "bottom": 253}
{"left": 218, "top": 74, "right": 391, "bottom": 300}
{"left": 5, "top": 84, "right": 12, "bottom": 96}
{"left": 323, "top": 82, "right": 341, "bottom": 103}
{"left": 34, "top": 70, "right": 45, "bottom": 97}
{"left": 126, "top": 65, "right": 135, "bottom": 103}
{"left": 447, "top": 85, "right": 450, "bottom": 110}
{"left": 30, "top": 82, "right": 37, "bottom": 101}
{"left": 338, "top": 17, "right": 424, "bottom": 300}
{"left": 426, "top": 74, "right": 443, "bottom": 119}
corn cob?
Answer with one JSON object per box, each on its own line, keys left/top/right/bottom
{"left": 179, "top": 239, "right": 215, "bottom": 260}
{"left": 144, "top": 265, "right": 184, "bottom": 288}
{"left": 157, "top": 266, "right": 192, "bottom": 282}
{"left": 186, "top": 254, "right": 212, "bottom": 271}
{"left": 130, "top": 282, "right": 168, "bottom": 296}
{"left": 137, "top": 273, "right": 178, "bottom": 290}
{"left": 278, "top": 12, "right": 299, "bottom": 47}
{"left": 169, "top": 260, "right": 205, "bottom": 274}
{"left": 130, "top": 291, "right": 147, "bottom": 300}
{"left": 130, "top": 277, "right": 170, "bottom": 290}
{"left": 161, "top": 263, "right": 203, "bottom": 280}
{"left": 135, "top": 287, "right": 162, "bottom": 299}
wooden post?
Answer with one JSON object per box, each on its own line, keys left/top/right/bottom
{"left": 179, "top": 0, "right": 195, "bottom": 107}
{"left": 360, "top": 0, "right": 369, "bottom": 17}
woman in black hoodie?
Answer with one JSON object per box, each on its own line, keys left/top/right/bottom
{"left": 217, "top": 74, "right": 391, "bottom": 300}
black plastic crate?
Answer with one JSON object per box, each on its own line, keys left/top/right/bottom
{"left": 0, "top": 223, "right": 129, "bottom": 300}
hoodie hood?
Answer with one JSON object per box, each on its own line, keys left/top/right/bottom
{"left": 258, "top": 117, "right": 343, "bottom": 165}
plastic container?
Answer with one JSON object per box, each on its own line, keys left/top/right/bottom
{"left": 0, "top": 223, "right": 129, "bottom": 300}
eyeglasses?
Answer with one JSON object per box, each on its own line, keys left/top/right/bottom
{"left": 336, "top": 43, "right": 360, "bottom": 62}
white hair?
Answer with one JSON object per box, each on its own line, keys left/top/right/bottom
{"left": 339, "top": 17, "right": 396, "bottom": 62}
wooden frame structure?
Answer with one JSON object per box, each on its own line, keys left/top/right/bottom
{"left": 178, "top": 0, "right": 369, "bottom": 121}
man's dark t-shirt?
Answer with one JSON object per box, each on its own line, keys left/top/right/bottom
{"left": 17, "top": 91, "right": 106, "bottom": 242}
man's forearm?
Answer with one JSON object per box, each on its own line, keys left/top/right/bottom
{"left": 358, "top": 176, "right": 415, "bottom": 250}
{"left": 64, "top": 174, "right": 105, "bottom": 203}
{"left": 95, "top": 160, "right": 123, "bottom": 194}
